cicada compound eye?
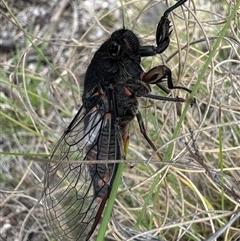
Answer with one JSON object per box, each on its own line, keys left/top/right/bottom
{"left": 108, "top": 41, "right": 121, "bottom": 58}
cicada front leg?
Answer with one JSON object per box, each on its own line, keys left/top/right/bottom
{"left": 139, "top": 0, "right": 194, "bottom": 104}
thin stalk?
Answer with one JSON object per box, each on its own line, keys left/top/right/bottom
{"left": 96, "top": 163, "right": 124, "bottom": 241}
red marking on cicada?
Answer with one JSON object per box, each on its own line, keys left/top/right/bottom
{"left": 124, "top": 87, "right": 132, "bottom": 96}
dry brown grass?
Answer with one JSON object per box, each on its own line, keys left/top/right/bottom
{"left": 0, "top": 0, "right": 240, "bottom": 240}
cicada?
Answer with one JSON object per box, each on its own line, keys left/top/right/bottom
{"left": 43, "top": 0, "right": 193, "bottom": 240}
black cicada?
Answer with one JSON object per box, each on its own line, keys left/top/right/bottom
{"left": 43, "top": 0, "right": 193, "bottom": 240}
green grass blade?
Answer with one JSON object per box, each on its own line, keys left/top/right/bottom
{"left": 96, "top": 163, "right": 124, "bottom": 240}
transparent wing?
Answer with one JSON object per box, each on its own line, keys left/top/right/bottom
{"left": 43, "top": 99, "right": 119, "bottom": 240}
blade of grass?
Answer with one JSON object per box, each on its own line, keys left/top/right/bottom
{"left": 96, "top": 163, "right": 124, "bottom": 241}
{"left": 218, "top": 106, "right": 224, "bottom": 209}
{"left": 0, "top": 110, "right": 48, "bottom": 141}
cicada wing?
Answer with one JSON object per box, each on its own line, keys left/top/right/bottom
{"left": 43, "top": 103, "right": 115, "bottom": 241}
